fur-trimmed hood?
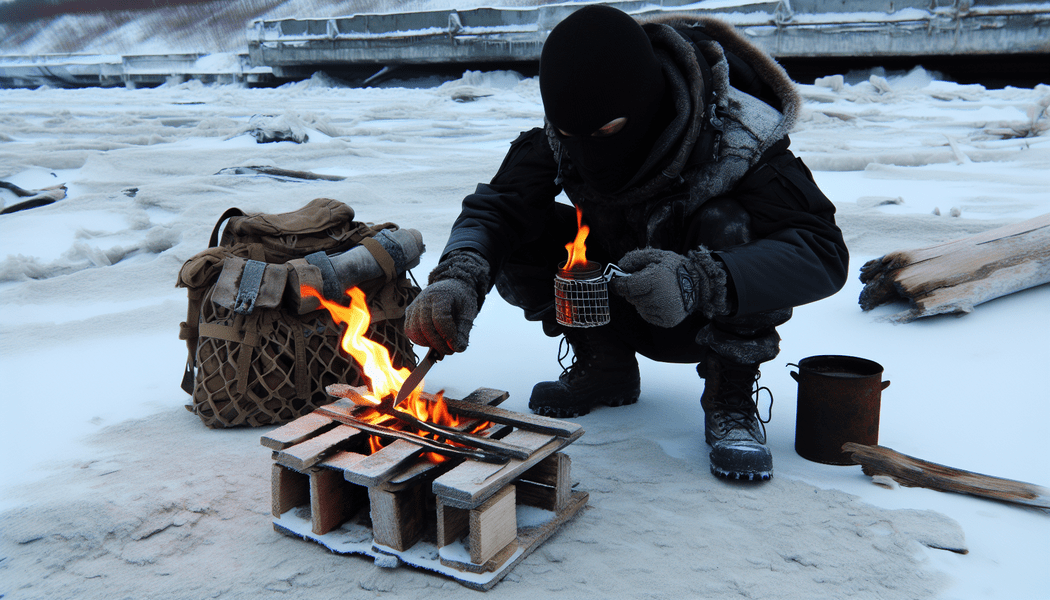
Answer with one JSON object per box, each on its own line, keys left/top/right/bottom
{"left": 545, "top": 15, "right": 801, "bottom": 221}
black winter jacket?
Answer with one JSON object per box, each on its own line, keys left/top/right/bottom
{"left": 442, "top": 16, "right": 848, "bottom": 316}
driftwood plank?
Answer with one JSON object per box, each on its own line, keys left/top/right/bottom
{"left": 843, "top": 443, "right": 1050, "bottom": 510}
{"left": 859, "top": 212, "right": 1050, "bottom": 322}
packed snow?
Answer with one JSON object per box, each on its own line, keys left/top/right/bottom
{"left": 1, "top": 67, "right": 1048, "bottom": 599}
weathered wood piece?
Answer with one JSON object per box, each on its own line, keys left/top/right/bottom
{"left": 457, "top": 387, "right": 510, "bottom": 407}
{"left": 276, "top": 424, "right": 362, "bottom": 471}
{"left": 216, "top": 165, "right": 347, "bottom": 181}
{"left": 0, "top": 181, "right": 67, "bottom": 214}
{"left": 843, "top": 443, "right": 1050, "bottom": 510}
{"left": 858, "top": 212, "right": 1050, "bottom": 322}
{"left": 261, "top": 412, "right": 335, "bottom": 450}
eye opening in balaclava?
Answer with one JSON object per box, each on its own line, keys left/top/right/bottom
{"left": 539, "top": 5, "right": 667, "bottom": 194}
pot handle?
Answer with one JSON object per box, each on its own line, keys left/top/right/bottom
{"left": 786, "top": 362, "right": 799, "bottom": 383}
{"left": 882, "top": 380, "right": 891, "bottom": 390}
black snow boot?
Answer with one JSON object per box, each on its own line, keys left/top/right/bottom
{"left": 699, "top": 354, "right": 773, "bottom": 481}
{"left": 528, "top": 326, "right": 640, "bottom": 418}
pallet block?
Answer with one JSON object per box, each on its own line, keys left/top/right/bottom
{"left": 437, "top": 484, "right": 518, "bottom": 573}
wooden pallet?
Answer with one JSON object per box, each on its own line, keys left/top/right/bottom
{"left": 260, "top": 387, "right": 588, "bottom": 590}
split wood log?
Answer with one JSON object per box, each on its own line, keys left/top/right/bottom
{"left": 843, "top": 443, "right": 1050, "bottom": 510}
{"left": 858, "top": 212, "right": 1050, "bottom": 322}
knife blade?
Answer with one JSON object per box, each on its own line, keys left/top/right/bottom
{"left": 393, "top": 347, "right": 444, "bottom": 407}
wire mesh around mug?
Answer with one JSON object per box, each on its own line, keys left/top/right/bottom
{"left": 554, "top": 261, "right": 624, "bottom": 328}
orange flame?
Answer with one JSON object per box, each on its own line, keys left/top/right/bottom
{"left": 301, "top": 285, "right": 489, "bottom": 461}
{"left": 564, "top": 204, "right": 590, "bottom": 270}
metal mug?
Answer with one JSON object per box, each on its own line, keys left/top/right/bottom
{"left": 553, "top": 261, "right": 624, "bottom": 328}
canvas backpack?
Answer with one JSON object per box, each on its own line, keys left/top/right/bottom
{"left": 177, "top": 197, "right": 419, "bottom": 428}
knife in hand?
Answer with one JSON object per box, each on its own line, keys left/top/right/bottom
{"left": 393, "top": 347, "right": 445, "bottom": 408}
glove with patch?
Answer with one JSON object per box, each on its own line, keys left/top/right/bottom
{"left": 405, "top": 249, "right": 490, "bottom": 354}
{"left": 609, "top": 247, "right": 729, "bottom": 328}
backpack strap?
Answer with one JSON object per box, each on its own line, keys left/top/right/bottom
{"left": 234, "top": 259, "right": 267, "bottom": 315}
{"left": 197, "top": 319, "right": 261, "bottom": 395}
{"left": 358, "top": 236, "right": 398, "bottom": 282}
{"left": 178, "top": 285, "right": 208, "bottom": 394}
{"left": 304, "top": 251, "right": 343, "bottom": 300}
{"left": 209, "top": 207, "right": 246, "bottom": 248}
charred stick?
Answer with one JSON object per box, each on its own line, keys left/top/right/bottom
{"left": 316, "top": 405, "right": 509, "bottom": 464}
{"left": 372, "top": 404, "right": 531, "bottom": 461}
{"left": 326, "top": 383, "right": 533, "bottom": 460}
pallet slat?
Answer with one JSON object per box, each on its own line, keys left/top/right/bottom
{"left": 261, "top": 412, "right": 335, "bottom": 450}
{"left": 441, "top": 398, "right": 582, "bottom": 438}
{"left": 432, "top": 429, "right": 580, "bottom": 509}
{"left": 343, "top": 439, "right": 423, "bottom": 487}
{"left": 276, "top": 424, "right": 362, "bottom": 471}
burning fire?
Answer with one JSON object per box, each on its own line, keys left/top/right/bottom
{"left": 301, "top": 284, "right": 488, "bottom": 461}
{"left": 564, "top": 204, "right": 590, "bottom": 270}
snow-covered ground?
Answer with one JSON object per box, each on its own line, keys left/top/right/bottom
{"left": 1, "top": 68, "right": 1048, "bottom": 599}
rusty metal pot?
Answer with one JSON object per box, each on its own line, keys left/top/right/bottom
{"left": 789, "top": 355, "right": 890, "bottom": 465}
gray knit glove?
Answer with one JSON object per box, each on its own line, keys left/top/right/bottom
{"left": 610, "top": 247, "right": 729, "bottom": 328}
{"left": 405, "top": 250, "right": 490, "bottom": 354}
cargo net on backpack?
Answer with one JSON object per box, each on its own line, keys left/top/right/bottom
{"left": 190, "top": 285, "right": 416, "bottom": 428}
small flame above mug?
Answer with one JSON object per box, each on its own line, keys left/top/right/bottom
{"left": 554, "top": 261, "right": 625, "bottom": 328}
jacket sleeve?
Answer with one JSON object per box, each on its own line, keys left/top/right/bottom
{"left": 442, "top": 127, "right": 562, "bottom": 283}
{"left": 709, "top": 148, "right": 850, "bottom": 315}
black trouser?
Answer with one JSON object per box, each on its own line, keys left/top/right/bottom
{"left": 494, "top": 198, "right": 791, "bottom": 369}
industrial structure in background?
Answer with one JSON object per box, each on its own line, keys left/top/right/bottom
{"left": 2, "top": 0, "right": 1049, "bottom": 88}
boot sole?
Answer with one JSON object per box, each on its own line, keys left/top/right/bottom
{"left": 710, "top": 464, "right": 773, "bottom": 481}
{"left": 707, "top": 440, "right": 773, "bottom": 481}
{"left": 531, "top": 395, "right": 639, "bottom": 419}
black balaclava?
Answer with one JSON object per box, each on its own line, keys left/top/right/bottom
{"left": 539, "top": 5, "right": 667, "bottom": 194}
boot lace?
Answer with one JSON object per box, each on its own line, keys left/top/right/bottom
{"left": 556, "top": 335, "right": 579, "bottom": 380}
{"left": 708, "top": 367, "right": 774, "bottom": 438}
